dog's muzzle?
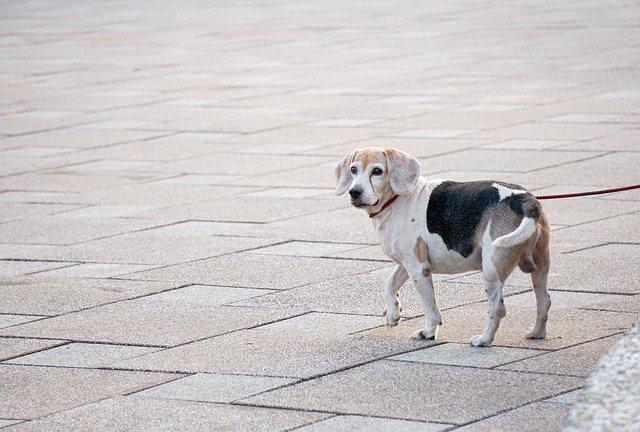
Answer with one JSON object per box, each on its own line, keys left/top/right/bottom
{"left": 349, "top": 187, "right": 379, "bottom": 208}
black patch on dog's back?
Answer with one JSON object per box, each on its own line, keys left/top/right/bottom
{"left": 427, "top": 181, "right": 524, "bottom": 257}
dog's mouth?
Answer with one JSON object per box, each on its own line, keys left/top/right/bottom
{"left": 352, "top": 198, "right": 380, "bottom": 208}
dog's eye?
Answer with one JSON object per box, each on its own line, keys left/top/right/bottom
{"left": 371, "top": 167, "right": 384, "bottom": 176}
{"left": 350, "top": 166, "right": 358, "bottom": 175}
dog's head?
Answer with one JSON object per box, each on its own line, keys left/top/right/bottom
{"left": 335, "top": 147, "right": 421, "bottom": 209}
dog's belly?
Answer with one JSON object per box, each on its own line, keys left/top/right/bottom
{"left": 426, "top": 232, "right": 481, "bottom": 274}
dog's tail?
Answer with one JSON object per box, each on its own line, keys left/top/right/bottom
{"left": 492, "top": 195, "right": 541, "bottom": 248}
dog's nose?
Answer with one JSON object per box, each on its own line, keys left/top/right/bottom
{"left": 349, "top": 188, "right": 362, "bottom": 199}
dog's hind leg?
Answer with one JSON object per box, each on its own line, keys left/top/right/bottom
{"left": 471, "top": 273, "right": 506, "bottom": 347}
{"left": 383, "top": 265, "right": 408, "bottom": 327}
{"left": 527, "top": 224, "right": 551, "bottom": 339}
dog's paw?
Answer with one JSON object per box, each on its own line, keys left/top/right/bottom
{"left": 470, "top": 335, "right": 492, "bottom": 347}
{"left": 411, "top": 329, "right": 436, "bottom": 340}
{"left": 526, "top": 327, "right": 546, "bottom": 339}
{"left": 384, "top": 308, "right": 401, "bottom": 328}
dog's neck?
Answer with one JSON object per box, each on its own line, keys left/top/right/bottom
{"left": 368, "top": 194, "right": 399, "bottom": 218}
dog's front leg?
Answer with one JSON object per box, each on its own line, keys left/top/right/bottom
{"left": 382, "top": 265, "right": 408, "bottom": 327}
{"left": 408, "top": 265, "right": 442, "bottom": 340}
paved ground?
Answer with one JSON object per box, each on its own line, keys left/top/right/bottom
{"left": 1, "top": 0, "right": 639, "bottom": 430}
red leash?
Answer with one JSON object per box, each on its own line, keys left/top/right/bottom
{"left": 535, "top": 184, "right": 640, "bottom": 200}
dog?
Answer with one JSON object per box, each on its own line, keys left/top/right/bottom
{"left": 335, "top": 147, "right": 551, "bottom": 346}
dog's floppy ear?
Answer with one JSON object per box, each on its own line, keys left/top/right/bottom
{"left": 335, "top": 149, "right": 358, "bottom": 196}
{"left": 384, "top": 148, "right": 421, "bottom": 195}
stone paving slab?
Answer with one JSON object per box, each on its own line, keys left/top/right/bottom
{"left": 0, "top": 277, "right": 177, "bottom": 315}
{"left": 0, "top": 364, "right": 179, "bottom": 420}
{"left": 365, "top": 302, "right": 637, "bottom": 350}
{"left": 130, "top": 252, "right": 388, "bottom": 289}
{"left": 0, "top": 302, "right": 294, "bottom": 347}
{"left": 114, "top": 312, "right": 430, "bottom": 378}
{"left": 296, "top": 415, "right": 449, "bottom": 432}
{"left": 241, "top": 360, "right": 583, "bottom": 425}
{"left": 136, "top": 373, "right": 297, "bottom": 404}
{"left": 0, "top": 337, "right": 66, "bottom": 362}
{"left": 2, "top": 396, "right": 330, "bottom": 432}
{"left": 5, "top": 342, "right": 161, "bottom": 369}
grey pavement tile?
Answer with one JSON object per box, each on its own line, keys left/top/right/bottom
{"left": 0, "top": 128, "right": 166, "bottom": 150}
{"left": 141, "top": 193, "right": 344, "bottom": 223}
{"left": 84, "top": 183, "right": 256, "bottom": 207}
{"left": 0, "top": 146, "right": 77, "bottom": 157}
{"left": 2, "top": 396, "right": 330, "bottom": 432}
{"left": 113, "top": 313, "right": 427, "bottom": 378}
{"left": 330, "top": 244, "right": 391, "bottom": 261}
{"left": 0, "top": 172, "right": 147, "bottom": 195}
{"left": 537, "top": 196, "right": 640, "bottom": 228}
{"left": 43, "top": 232, "right": 276, "bottom": 266}
{"left": 36, "top": 263, "right": 155, "bottom": 279}
{"left": 0, "top": 364, "right": 179, "bottom": 420}
{"left": 0, "top": 420, "right": 22, "bottom": 428}
{"left": 391, "top": 128, "right": 476, "bottom": 139}
{"left": 153, "top": 173, "right": 246, "bottom": 185}
{"left": 556, "top": 129, "right": 640, "bottom": 152}
{"left": 143, "top": 220, "right": 266, "bottom": 238}
{"left": 57, "top": 205, "right": 157, "bottom": 218}
{"left": 482, "top": 139, "right": 574, "bottom": 150}
{"left": 140, "top": 285, "right": 274, "bottom": 307}
{"left": 225, "top": 160, "right": 338, "bottom": 189}
{"left": 251, "top": 240, "right": 371, "bottom": 258}
{"left": 506, "top": 291, "right": 631, "bottom": 311}
{"left": 137, "top": 372, "right": 297, "bottom": 403}
{"left": 0, "top": 203, "right": 79, "bottom": 224}
{"left": 471, "top": 122, "right": 621, "bottom": 142}
{"left": 546, "top": 389, "right": 583, "bottom": 405}
{"left": 233, "top": 144, "right": 325, "bottom": 155}
{"left": 389, "top": 342, "right": 544, "bottom": 369}
{"left": 0, "top": 261, "right": 73, "bottom": 278}
{"left": 0, "top": 337, "right": 65, "bottom": 361}
{"left": 0, "top": 216, "right": 161, "bottom": 246}
{"left": 424, "top": 148, "right": 602, "bottom": 175}
{"left": 167, "top": 152, "right": 334, "bottom": 177}
{"left": 306, "top": 137, "right": 481, "bottom": 159}
{"left": 241, "top": 360, "right": 583, "bottom": 425}
{"left": 0, "top": 277, "right": 178, "bottom": 315}
{"left": 497, "top": 335, "right": 621, "bottom": 377}
{"left": 64, "top": 160, "right": 159, "bottom": 172}
{"left": 587, "top": 293, "right": 640, "bottom": 314}
{"left": 549, "top": 243, "right": 640, "bottom": 294}
{"left": 519, "top": 163, "right": 640, "bottom": 191}
{"left": 456, "top": 103, "right": 534, "bottom": 113}
{"left": 6, "top": 343, "right": 161, "bottom": 368}
{"left": 234, "top": 267, "right": 522, "bottom": 318}
{"left": 0, "top": 302, "right": 295, "bottom": 347}
{"left": 453, "top": 402, "right": 572, "bottom": 432}
{"left": 312, "top": 118, "right": 380, "bottom": 127}
{"left": 0, "top": 315, "right": 44, "bottom": 329}
{"left": 243, "top": 187, "right": 334, "bottom": 198}
{"left": 297, "top": 415, "right": 451, "bottom": 432}
{"left": 543, "top": 113, "right": 630, "bottom": 123}
{"left": 259, "top": 207, "right": 380, "bottom": 244}
{"left": 131, "top": 253, "right": 389, "bottom": 289}
{"left": 365, "top": 303, "right": 637, "bottom": 350}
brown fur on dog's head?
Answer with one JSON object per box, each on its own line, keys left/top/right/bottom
{"left": 335, "top": 147, "right": 421, "bottom": 208}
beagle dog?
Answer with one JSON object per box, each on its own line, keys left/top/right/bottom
{"left": 335, "top": 147, "right": 551, "bottom": 347}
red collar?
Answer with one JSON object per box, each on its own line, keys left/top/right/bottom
{"left": 369, "top": 195, "right": 399, "bottom": 218}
